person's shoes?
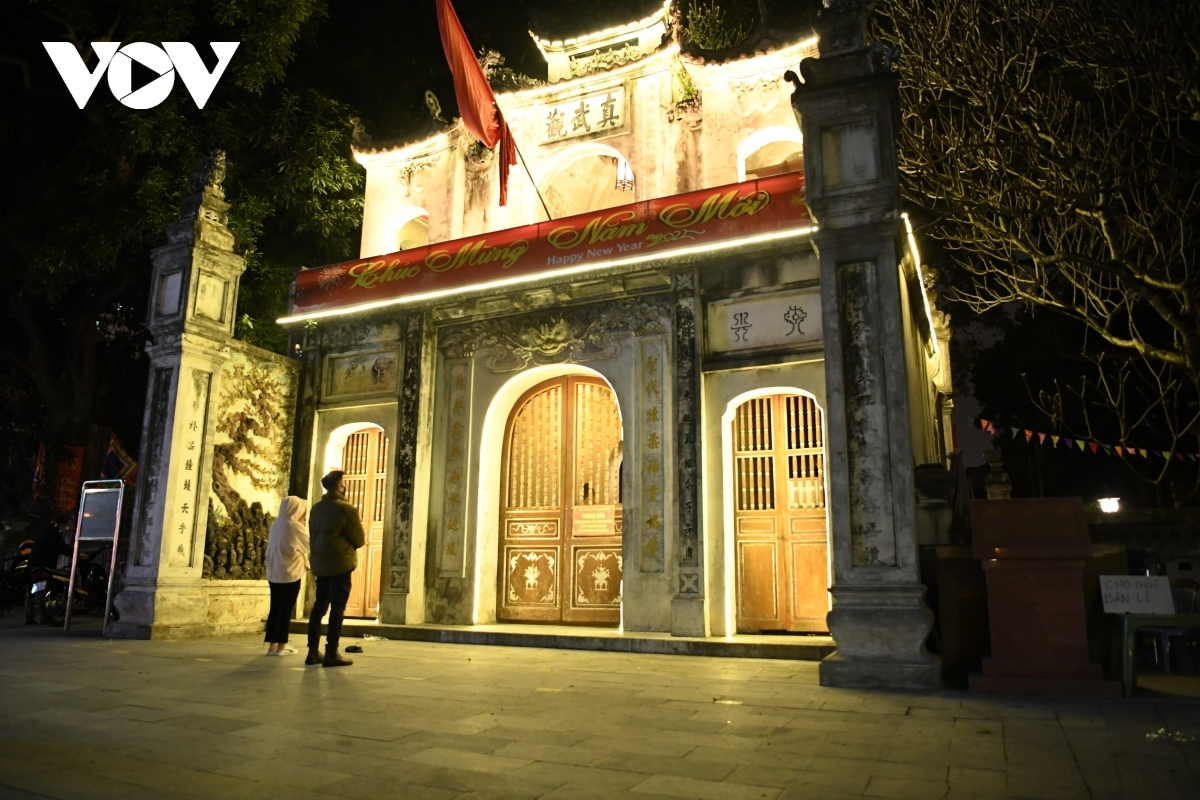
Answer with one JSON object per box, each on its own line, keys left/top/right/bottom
{"left": 276, "top": 646, "right": 297, "bottom": 656}
{"left": 305, "top": 648, "right": 323, "bottom": 665}
{"left": 323, "top": 650, "right": 353, "bottom": 668}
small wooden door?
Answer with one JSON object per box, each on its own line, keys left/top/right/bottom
{"left": 499, "top": 376, "right": 623, "bottom": 625}
{"left": 341, "top": 428, "right": 387, "bottom": 618}
{"left": 733, "top": 394, "right": 829, "bottom": 633}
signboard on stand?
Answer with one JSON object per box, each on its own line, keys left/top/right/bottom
{"left": 1099, "top": 575, "right": 1177, "bottom": 615}
{"left": 63, "top": 479, "right": 126, "bottom": 631}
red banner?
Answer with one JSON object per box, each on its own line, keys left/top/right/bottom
{"left": 289, "top": 172, "right": 810, "bottom": 318}
{"left": 54, "top": 445, "right": 84, "bottom": 514}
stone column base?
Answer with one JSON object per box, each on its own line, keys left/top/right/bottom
{"left": 820, "top": 583, "right": 941, "bottom": 690}
{"left": 110, "top": 577, "right": 267, "bottom": 640}
{"left": 671, "top": 596, "right": 707, "bottom": 637}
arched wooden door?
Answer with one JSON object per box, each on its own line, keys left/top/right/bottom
{"left": 733, "top": 394, "right": 829, "bottom": 633}
{"left": 341, "top": 428, "right": 387, "bottom": 618}
{"left": 499, "top": 376, "right": 623, "bottom": 625}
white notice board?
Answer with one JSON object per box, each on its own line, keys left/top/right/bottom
{"left": 1099, "top": 575, "right": 1176, "bottom": 615}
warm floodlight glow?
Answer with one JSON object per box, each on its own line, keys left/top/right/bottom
{"left": 278, "top": 225, "right": 815, "bottom": 325}
{"left": 530, "top": 0, "right": 671, "bottom": 51}
{"left": 901, "top": 212, "right": 940, "bottom": 359}
{"left": 1099, "top": 497, "right": 1120, "bottom": 513}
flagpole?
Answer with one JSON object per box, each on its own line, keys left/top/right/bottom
{"left": 510, "top": 134, "right": 553, "bottom": 220}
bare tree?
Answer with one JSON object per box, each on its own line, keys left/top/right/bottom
{"left": 873, "top": 0, "right": 1200, "bottom": 503}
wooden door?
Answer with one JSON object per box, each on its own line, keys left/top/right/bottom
{"left": 733, "top": 394, "right": 829, "bottom": 633}
{"left": 499, "top": 376, "right": 623, "bottom": 625}
{"left": 341, "top": 428, "right": 387, "bottom": 618}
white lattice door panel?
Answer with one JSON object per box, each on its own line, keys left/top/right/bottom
{"left": 733, "top": 394, "right": 829, "bottom": 633}
{"left": 341, "top": 428, "right": 387, "bottom": 618}
{"left": 499, "top": 376, "right": 623, "bottom": 625}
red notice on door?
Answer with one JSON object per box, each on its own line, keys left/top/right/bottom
{"left": 572, "top": 506, "right": 615, "bottom": 537}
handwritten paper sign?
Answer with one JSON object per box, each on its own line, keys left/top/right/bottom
{"left": 1100, "top": 575, "right": 1176, "bottom": 615}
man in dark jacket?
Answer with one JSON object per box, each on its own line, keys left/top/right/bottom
{"left": 306, "top": 470, "right": 365, "bottom": 667}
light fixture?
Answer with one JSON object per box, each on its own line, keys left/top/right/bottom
{"left": 614, "top": 157, "right": 634, "bottom": 191}
{"left": 1099, "top": 497, "right": 1120, "bottom": 513}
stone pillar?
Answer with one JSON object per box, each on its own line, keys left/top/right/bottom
{"left": 790, "top": 3, "right": 940, "bottom": 688}
{"left": 671, "top": 269, "right": 706, "bottom": 636}
{"left": 380, "top": 312, "right": 434, "bottom": 624}
{"left": 111, "top": 152, "right": 245, "bottom": 639}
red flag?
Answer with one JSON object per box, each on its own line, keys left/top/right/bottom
{"left": 436, "top": 0, "right": 517, "bottom": 205}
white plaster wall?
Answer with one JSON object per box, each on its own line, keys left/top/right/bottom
{"left": 700, "top": 358, "right": 829, "bottom": 637}
{"left": 356, "top": 37, "right": 818, "bottom": 253}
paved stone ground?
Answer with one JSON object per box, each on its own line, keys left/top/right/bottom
{"left": 0, "top": 622, "right": 1197, "bottom": 800}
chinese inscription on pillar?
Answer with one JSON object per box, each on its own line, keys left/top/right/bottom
{"left": 170, "top": 369, "right": 211, "bottom": 567}
{"left": 838, "top": 262, "right": 897, "bottom": 567}
{"left": 674, "top": 272, "right": 702, "bottom": 594}
{"left": 439, "top": 360, "right": 472, "bottom": 578}
{"left": 638, "top": 338, "right": 666, "bottom": 573}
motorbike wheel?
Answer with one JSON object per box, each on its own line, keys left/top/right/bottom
{"left": 42, "top": 586, "right": 67, "bottom": 626}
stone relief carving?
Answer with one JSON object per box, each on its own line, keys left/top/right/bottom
{"left": 569, "top": 44, "right": 643, "bottom": 78}
{"left": 136, "top": 367, "right": 174, "bottom": 566}
{"left": 320, "top": 321, "right": 402, "bottom": 349}
{"left": 441, "top": 296, "right": 670, "bottom": 372}
{"left": 204, "top": 351, "right": 296, "bottom": 579}
{"left": 390, "top": 313, "right": 424, "bottom": 591}
{"left": 837, "top": 261, "right": 897, "bottom": 568}
{"left": 397, "top": 154, "right": 438, "bottom": 187}
{"left": 673, "top": 272, "right": 701, "bottom": 588}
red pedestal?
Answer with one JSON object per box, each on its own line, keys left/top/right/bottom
{"left": 968, "top": 498, "right": 1120, "bottom": 698}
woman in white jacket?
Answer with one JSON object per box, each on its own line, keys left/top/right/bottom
{"left": 264, "top": 496, "right": 310, "bottom": 655}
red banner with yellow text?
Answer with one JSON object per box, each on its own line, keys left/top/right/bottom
{"left": 289, "top": 172, "right": 809, "bottom": 317}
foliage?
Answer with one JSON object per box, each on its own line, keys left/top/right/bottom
{"left": 0, "top": 0, "right": 362, "bottom": 461}
{"left": 873, "top": 0, "right": 1200, "bottom": 504}
{"left": 684, "top": 0, "right": 756, "bottom": 51}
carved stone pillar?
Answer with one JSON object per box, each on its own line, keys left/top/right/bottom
{"left": 671, "top": 269, "right": 706, "bottom": 636}
{"left": 111, "top": 152, "right": 246, "bottom": 639}
{"left": 791, "top": 3, "right": 940, "bottom": 688}
{"left": 380, "top": 312, "right": 434, "bottom": 623}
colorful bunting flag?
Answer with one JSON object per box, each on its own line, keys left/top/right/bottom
{"left": 100, "top": 434, "right": 138, "bottom": 483}
{"left": 974, "top": 415, "right": 1200, "bottom": 465}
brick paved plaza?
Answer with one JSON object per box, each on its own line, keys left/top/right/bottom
{"left": 0, "top": 623, "right": 1197, "bottom": 800}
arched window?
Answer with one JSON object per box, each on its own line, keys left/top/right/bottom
{"left": 385, "top": 207, "right": 430, "bottom": 252}
{"left": 536, "top": 144, "right": 635, "bottom": 220}
{"left": 737, "top": 127, "right": 805, "bottom": 182}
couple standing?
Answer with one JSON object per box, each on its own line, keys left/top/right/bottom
{"left": 264, "top": 470, "right": 364, "bottom": 667}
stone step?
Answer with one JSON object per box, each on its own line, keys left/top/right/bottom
{"left": 291, "top": 620, "right": 836, "bottom": 660}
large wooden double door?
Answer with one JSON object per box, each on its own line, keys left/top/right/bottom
{"left": 341, "top": 428, "right": 387, "bottom": 618}
{"left": 733, "top": 394, "right": 830, "bottom": 633}
{"left": 499, "top": 376, "right": 623, "bottom": 625}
